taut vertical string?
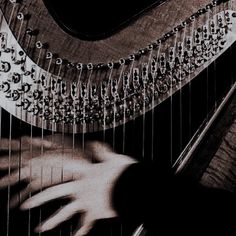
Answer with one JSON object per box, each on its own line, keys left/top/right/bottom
{"left": 7, "top": 113, "right": 12, "bottom": 236}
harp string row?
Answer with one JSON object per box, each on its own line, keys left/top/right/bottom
{"left": 0, "top": 6, "right": 235, "bottom": 133}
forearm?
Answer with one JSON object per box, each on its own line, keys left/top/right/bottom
{"left": 111, "top": 161, "right": 236, "bottom": 234}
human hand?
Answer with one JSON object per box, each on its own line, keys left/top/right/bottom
{"left": 0, "top": 139, "right": 136, "bottom": 236}
{"left": 0, "top": 135, "right": 84, "bottom": 207}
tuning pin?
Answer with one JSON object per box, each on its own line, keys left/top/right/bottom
{"left": 159, "top": 53, "right": 166, "bottom": 75}
{"left": 26, "top": 28, "right": 39, "bottom": 36}
{"left": 133, "top": 68, "right": 140, "bottom": 90}
{"left": 142, "top": 63, "right": 148, "bottom": 84}
{"left": 87, "top": 63, "right": 93, "bottom": 70}
{"left": 36, "top": 41, "right": 48, "bottom": 49}
{"left": 0, "top": 33, "right": 7, "bottom": 50}
{"left": 71, "top": 82, "right": 78, "bottom": 99}
{"left": 107, "top": 62, "right": 113, "bottom": 69}
{"left": 111, "top": 79, "right": 119, "bottom": 98}
{"left": 33, "top": 89, "right": 42, "bottom": 100}
{"left": 22, "top": 99, "right": 31, "bottom": 110}
{"left": 76, "top": 63, "right": 83, "bottom": 70}
{"left": 1, "top": 81, "right": 10, "bottom": 92}
{"left": 45, "top": 52, "right": 53, "bottom": 60}
{"left": 56, "top": 58, "right": 63, "bottom": 65}
{"left": 119, "top": 58, "right": 125, "bottom": 66}
{"left": 20, "top": 82, "right": 31, "bottom": 93}
{"left": 157, "top": 81, "right": 168, "bottom": 94}
{"left": 17, "top": 12, "right": 24, "bottom": 20}
{"left": 66, "top": 62, "right": 75, "bottom": 69}
{"left": 61, "top": 82, "right": 67, "bottom": 97}
{"left": 11, "top": 72, "right": 21, "bottom": 83}
{"left": 12, "top": 90, "right": 21, "bottom": 101}
{"left": 9, "top": 0, "right": 20, "bottom": 3}
{"left": 0, "top": 61, "right": 11, "bottom": 73}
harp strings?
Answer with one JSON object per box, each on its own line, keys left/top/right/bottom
{"left": 142, "top": 45, "right": 154, "bottom": 159}
{"left": 187, "top": 8, "right": 197, "bottom": 146}
{"left": 169, "top": 25, "right": 178, "bottom": 166}
{"left": 6, "top": 3, "right": 17, "bottom": 236}
{"left": 152, "top": 42, "right": 162, "bottom": 162}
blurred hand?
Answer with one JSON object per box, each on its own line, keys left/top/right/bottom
{"left": 0, "top": 135, "right": 83, "bottom": 207}
{"left": 0, "top": 137, "right": 136, "bottom": 236}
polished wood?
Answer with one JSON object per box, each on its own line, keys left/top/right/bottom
{"left": 1, "top": 0, "right": 234, "bottom": 67}
{"left": 201, "top": 112, "right": 236, "bottom": 192}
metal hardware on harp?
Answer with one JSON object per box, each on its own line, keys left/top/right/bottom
{"left": 0, "top": 2, "right": 235, "bottom": 134}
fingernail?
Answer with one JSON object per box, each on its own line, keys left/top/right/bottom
{"left": 36, "top": 223, "right": 49, "bottom": 233}
{"left": 34, "top": 226, "right": 42, "bottom": 233}
{"left": 20, "top": 202, "right": 30, "bottom": 210}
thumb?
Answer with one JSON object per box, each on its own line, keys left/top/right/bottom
{"left": 85, "top": 141, "right": 114, "bottom": 163}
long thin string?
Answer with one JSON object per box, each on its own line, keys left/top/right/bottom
{"left": 39, "top": 53, "right": 53, "bottom": 236}
{"left": 229, "top": 1, "right": 234, "bottom": 87}
{"left": 7, "top": 114, "right": 12, "bottom": 236}
{"left": 142, "top": 49, "right": 153, "bottom": 159}
{"left": 118, "top": 63, "right": 125, "bottom": 153}
{"left": 179, "top": 23, "right": 188, "bottom": 157}
{"left": 7, "top": 1, "right": 16, "bottom": 26}
{"left": 73, "top": 66, "right": 83, "bottom": 159}
{"left": 6, "top": 4, "right": 17, "bottom": 236}
{"left": 0, "top": 4, "right": 3, "bottom": 150}
{"left": 16, "top": 18, "right": 33, "bottom": 236}
{"left": 0, "top": 108, "right": 1, "bottom": 150}
{"left": 74, "top": 65, "right": 83, "bottom": 157}
{"left": 151, "top": 42, "right": 162, "bottom": 162}
{"left": 53, "top": 62, "right": 63, "bottom": 236}
{"left": 188, "top": 15, "right": 196, "bottom": 143}
{"left": 125, "top": 59, "right": 135, "bottom": 155}
{"left": 170, "top": 30, "right": 179, "bottom": 166}
{"left": 27, "top": 35, "right": 43, "bottom": 236}
{"left": 16, "top": 12, "right": 24, "bottom": 42}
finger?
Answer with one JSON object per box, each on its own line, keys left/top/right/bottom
{"left": 9, "top": 179, "right": 41, "bottom": 208}
{"left": 0, "top": 137, "right": 35, "bottom": 151}
{"left": 0, "top": 168, "right": 29, "bottom": 189}
{"left": 86, "top": 141, "right": 113, "bottom": 162}
{"left": 20, "top": 181, "right": 79, "bottom": 210}
{"left": 74, "top": 214, "right": 94, "bottom": 236}
{"left": 36, "top": 201, "right": 85, "bottom": 233}
{"left": 0, "top": 138, "right": 22, "bottom": 151}
{"left": 0, "top": 136, "right": 60, "bottom": 152}
{"left": 30, "top": 137, "right": 60, "bottom": 150}
{"left": 10, "top": 168, "right": 75, "bottom": 209}
{"left": 10, "top": 187, "right": 30, "bottom": 209}
{"left": 0, "top": 155, "right": 21, "bottom": 170}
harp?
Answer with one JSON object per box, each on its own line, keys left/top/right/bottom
{"left": 0, "top": 0, "right": 236, "bottom": 235}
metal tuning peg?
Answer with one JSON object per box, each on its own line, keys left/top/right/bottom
{"left": 111, "top": 79, "right": 119, "bottom": 100}
{"left": 11, "top": 72, "right": 21, "bottom": 83}
{"left": 142, "top": 63, "right": 148, "bottom": 84}
{"left": 20, "top": 82, "right": 31, "bottom": 93}
{"left": 0, "top": 33, "right": 7, "bottom": 51}
{"left": 71, "top": 82, "right": 78, "bottom": 99}
{"left": 1, "top": 81, "right": 10, "bottom": 93}
{"left": 159, "top": 53, "right": 166, "bottom": 75}
{"left": 9, "top": 0, "right": 21, "bottom": 4}
{"left": 133, "top": 68, "right": 140, "bottom": 90}
{"left": 0, "top": 61, "right": 11, "bottom": 73}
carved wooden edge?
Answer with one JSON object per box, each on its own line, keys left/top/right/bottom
{"left": 1, "top": 0, "right": 233, "bottom": 67}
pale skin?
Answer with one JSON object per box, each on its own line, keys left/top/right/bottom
{"left": 0, "top": 136, "right": 136, "bottom": 236}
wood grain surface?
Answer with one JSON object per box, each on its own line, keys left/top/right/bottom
{"left": 1, "top": 0, "right": 235, "bottom": 67}
{"left": 201, "top": 115, "right": 236, "bottom": 192}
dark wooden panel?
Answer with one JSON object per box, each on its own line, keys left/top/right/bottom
{"left": 0, "top": 0, "right": 227, "bottom": 66}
